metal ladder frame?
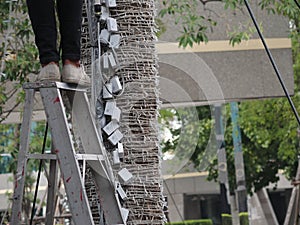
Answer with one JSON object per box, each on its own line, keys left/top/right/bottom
{"left": 10, "top": 81, "right": 124, "bottom": 225}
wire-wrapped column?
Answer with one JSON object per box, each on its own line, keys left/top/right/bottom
{"left": 110, "top": 1, "right": 165, "bottom": 224}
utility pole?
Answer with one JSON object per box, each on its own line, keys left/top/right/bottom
{"left": 214, "top": 104, "right": 231, "bottom": 217}
{"left": 230, "top": 102, "right": 248, "bottom": 213}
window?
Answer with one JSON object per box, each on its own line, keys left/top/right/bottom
{"left": 184, "top": 194, "right": 221, "bottom": 225}
{"left": 268, "top": 189, "right": 292, "bottom": 225}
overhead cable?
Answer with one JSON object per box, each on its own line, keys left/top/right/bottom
{"left": 294, "top": 0, "right": 300, "bottom": 9}
{"left": 244, "top": 0, "right": 300, "bottom": 127}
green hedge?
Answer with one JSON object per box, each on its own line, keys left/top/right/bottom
{"left": 219, "top": 212, "right": 248, "bottom": 225}
{"left": 166, "top": 213, "right": 248, "bottom": 225}
{"left": 239, "top": 212, "right": 249, "bottom": 225}
{"left": 167, "top": 219, "right": 213, "bottom": 225}
{"left": 221, "top": 214, "right": 232, "bottom": 225}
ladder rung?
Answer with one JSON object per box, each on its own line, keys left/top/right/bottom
{"left": 23, "top": 81, "right": 89, "bottom": 92}
{"left": 76, "top": 154, "right": 104, "bottom": 161}
{"left": 26, "top": 153, "right": 104, "bottom": 161}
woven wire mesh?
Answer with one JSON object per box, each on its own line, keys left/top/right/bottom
{"left": 81, "top": 0, "right": 165, "bottom": 224}
{"left": 111, "top": 1, "right": 165, "bottom": 224}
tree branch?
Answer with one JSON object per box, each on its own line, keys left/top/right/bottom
{"left": 199, "top": 0, "right": 222, "bottom": 5}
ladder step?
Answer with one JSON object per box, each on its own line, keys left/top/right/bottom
{"left": 27, "top": 153, "right": 104, "bottom": 161}
{"left": 23, "top": 81, "right": 89, "bottom": 92}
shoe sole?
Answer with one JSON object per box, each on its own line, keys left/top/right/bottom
{"left": 38, "top": 78, "right": 61, "bottom": 82}
{"left": 62, "top": 77, "right": 90, "bottom": 86}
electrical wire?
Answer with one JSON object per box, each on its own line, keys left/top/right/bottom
{"left": 30, "top": 123, "right": 48, "bottom": 225}
{"left": 294, "top": 0, "right": 300, "bottom": 9}
{"left": 0, "top": 202, "right": 10, "bottom": 225}
{"left": 244, "top": 0, "right": 300, "bottom": 127}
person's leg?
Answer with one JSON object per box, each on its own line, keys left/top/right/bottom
{"left": 26, "top": 0, "right": 59, "bottom": 65}
{"left": 57, "top": 0, "right": 82, "bottom": 63}
{"left": 58, "top": 0, "right": 90, "bottom": 86}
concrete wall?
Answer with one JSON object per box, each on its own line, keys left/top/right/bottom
{"left": 157, "top": 0, "right": 294, "bottom": 107}
{"left": 0, "top": 172, "right": 48, "bottom": 211}
{"left": 163, "top": 172, "right": 293, "bottom": 224}
{"left": 0, "top": 174, "right": 13, "bottom": 211}
{"left": 163, "top": 172, "right": 220, "bottom": 222}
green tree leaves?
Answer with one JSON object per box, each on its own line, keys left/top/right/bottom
{"left": 0, "top": 0, "right": 39, "bottom": 121}
{"left": 159, "top": 0, "right": 300, "bottom": 192}
{"left": 159, "top": 0, "right": 215, "bottom": 47}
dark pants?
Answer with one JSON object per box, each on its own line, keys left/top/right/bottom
{"left": 26, "top": 0, "right": 83, "bottom": 65}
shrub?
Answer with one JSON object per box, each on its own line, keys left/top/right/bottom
{"left": 221, "top": 214, "right": 233, "bottom": 225}
{"left": 239, "top": 212, "right": 249, "bottom": 225}
{"left": 167, "top": 219, "right": 213, "bottom": 225}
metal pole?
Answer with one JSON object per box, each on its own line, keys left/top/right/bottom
{"left": 214, "top": 104, "right": 231, "bottom": 216}
{"left": 230, "top": 102, "right": 248, "bottom": 213}
{"left": 11, "top": 89, "right": 35, "bottom": 224}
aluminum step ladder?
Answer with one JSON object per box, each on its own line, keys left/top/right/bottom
{"left": 10, "top": 81, "right": 125, "bottom": 225}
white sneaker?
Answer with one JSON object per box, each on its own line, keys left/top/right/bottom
{"left": 37, "top": 63, "right": 61, "bottom": 82}
{"left": 62, "top": 64, "right": 91, "bottom": 86}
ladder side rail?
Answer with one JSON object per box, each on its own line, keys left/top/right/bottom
{"left": 11, "top": 89, "right": 35, "bottom": 225}
{"left": 66, "top": 91, "right": 113, "bottom": 181}
{"left": 92, "top": 170, "right": 124, "bottom": 224}
{"left": 67, "top": 91, "right": 125, "bottom": 224}
{"left": 40, "top": 87, "right": 95, "bottom": 225}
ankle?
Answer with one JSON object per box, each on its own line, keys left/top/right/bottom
{"left": 64, "top": 59, "right": 80, "bottom": 67}
{"left": 42, "top": 61, "right": 59, "bottom": 67}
